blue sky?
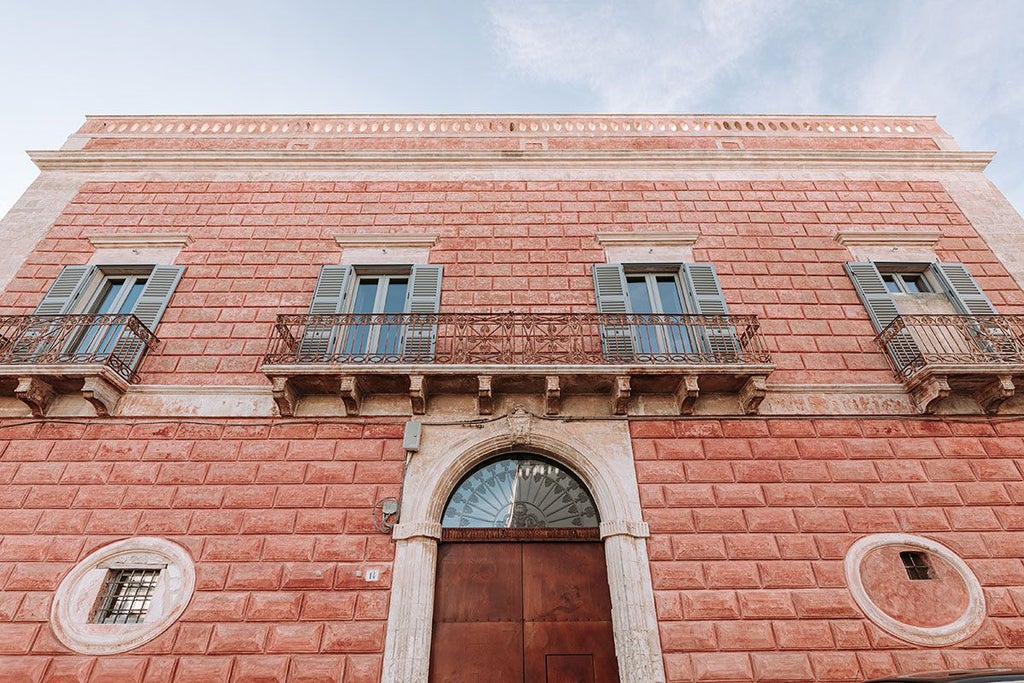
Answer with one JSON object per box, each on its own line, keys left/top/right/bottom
{"left": 1, "top": 0, "right": 1022, "bottom": 217}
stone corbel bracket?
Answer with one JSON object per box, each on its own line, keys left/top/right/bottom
{"left": 675, "top": 376, "right": 700, "bottom": 415}
{"left": 975, "top": 375, "right": 1015, "bottom": 415}
{"left": 544, "top": 376, "right": 561, "bottom": 415}
{"left": 340, "top": 375, "right": 362, "bottom": 415}
{"left": 15, "top": 376, "right": 56, "bottom": 417}
{"left": 910, "top": 374, "right": 951, "bottom": 414}
{"left": 739, "top": 375, "right": 768, "bottom": 414}
{"left": 409, "top": 374, "right": 428, "bottom": 415}
{"left": 612, "top": 376, "right": 631, "bottom": 415}
{"left": 81, "top": 375, "right": 123, "bottom": 417}
{"left": 270, "top": 377, "right": 298, "bottom": 417}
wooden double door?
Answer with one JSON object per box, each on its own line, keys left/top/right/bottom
{"left": 429, "top": 535, "right": 620, "bottom": 683}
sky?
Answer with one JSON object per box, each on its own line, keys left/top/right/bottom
{"left": 1, "top": 0, "right": 1022, "bottom": 218}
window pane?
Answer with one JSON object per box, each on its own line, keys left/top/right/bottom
{"left": 626, "top": 277, "right": 653, "bottom": 313}
{"left": 350, "top": 279, "right": 379, "bottom": 314}
{"left": 117, "top": 279, "right": 148, "bottom": 314}
{"left": 91, "top": 279, "right": 125, "bottom": 314}
{"left": 655, "top": 277, "right": 684, "bottom": 314}
{"left": 377, "top": 278, "right": 409, "bottom": 354}
{"left": 903, "top": 275, "right": 928, "bottom": 294}
{"left": 882, "top": 274, "right": 900, "bottom": 294}
{"left": 442, "top": 457, "right": 599, "bottom": 528}
{"left": 382, "top": 278, "right": 408, "bottom": 313}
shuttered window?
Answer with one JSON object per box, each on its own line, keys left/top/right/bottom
{"left": 20, "top": 265, "right": 182, "bottom": 367}
{"left": 301, "top": 264, "right": 443, "bottom": 361}
{"left": 845, "top": 261, "right": 999, "bottom": 370}
{"left": 592, "top": 263, "right": 736, "bottom": 360}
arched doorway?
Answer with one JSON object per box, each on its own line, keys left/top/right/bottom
{"left": 429, "top": 454, "right": 620, "bottom": 683}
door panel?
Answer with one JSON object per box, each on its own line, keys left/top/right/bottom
{"left": 430, "top": 541, "right": 619, "bottom": 683}
{"left": 525, "top": 621, "right": 617, "bottom": 682}
{"left": 433, "top": 542, "right": 523, "bottom": 623}
{"left": 430, "top": 622, "right": 524, "bottom": 683}
{"left": 523, "top": 543, "right": 612, "bottom": 622}
{"left": 546, "top": 655, "right": 596, "bottom": 683}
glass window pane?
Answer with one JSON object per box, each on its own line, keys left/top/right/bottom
{"left": 903, "top": 275, "right": 927, "bottom": 294}
{"left": 627, "top": 277, "right": 653, "bottom": 313}
{"left": 350, "top": 279, "right": 379, "bottom": 314}
{"left": 382, "top": 278, "right": 408, "bottom": 313}
{"left": 117, "top": 279, "right": 148, "bottom": 314}
{"left": 655, "top": 277, "right": 684, "bottom": 314}
{"left": 442, "top": 456, "right": 599, "bottom": 529}
{"left": 882, "top": 274, "right": 900, "bottom": 293}
{"left": 91, "top": 279, "right": 124, "bottom": 314}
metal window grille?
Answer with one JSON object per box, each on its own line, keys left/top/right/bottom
{"left": 91, "top": 568, "right": 162, "bottom": 624}
{"left": 899, "top": 551, "right": 933, "bottom": 581}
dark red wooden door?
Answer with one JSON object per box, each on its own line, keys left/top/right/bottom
{"left": 430, "top": 539, "right": 619, "bottom": 683}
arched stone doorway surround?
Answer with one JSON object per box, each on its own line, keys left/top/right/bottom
{"left": 381, "top": 409, "right": 667, "bottom": 683}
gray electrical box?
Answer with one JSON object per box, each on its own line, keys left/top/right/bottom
{"left": 403, "top": 420, "right": 422, "bottom": 452}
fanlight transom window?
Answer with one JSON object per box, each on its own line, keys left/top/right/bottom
{"left": 442, "top": 456, "right": 599, "bottom": 529}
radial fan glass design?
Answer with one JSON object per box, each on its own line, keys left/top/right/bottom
{"left": 442, "top": 456, "right": 599, "bottom": 528}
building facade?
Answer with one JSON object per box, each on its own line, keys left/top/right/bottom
{"left": 0, "top": 114, "right": 1023, "bottom": 682}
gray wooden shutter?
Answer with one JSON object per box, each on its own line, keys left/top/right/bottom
{"left": 112, "top": 265, "right": 184, "bottom": 373}
{"left": 930, "top": 263, "right": 998, "bottom": 315}
{"left": 130, "top": 266, "right": 185, "bottom": 331}
{"left": 680, "top": 263, "right": 739, "bottom": 358}
{"left": 33, "top": 266, "right": 96, "bottom": 315}
{"left": 403, "top": 265, "right": 443, "bottom": 361}
{"left": 845, "top": 262, "right": 919, "bottom": 372}
{"left": 12, "top": 266, "right": 96, "bottom": 361}
{"left": 300, "top": 265, "right": 353, "bottom": 360}
{"left": 592, "top": 264, "right": 635, "bottom": 360}
{"left": 930, "top": 262, "right": 1017, "bottom": 357}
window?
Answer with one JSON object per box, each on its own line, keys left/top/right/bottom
{"left": 592, "top": 262, "right": 736, "bottom": 361}
{"left": 91, "top": 567, "right": 162, "bottom": 624}
{"left": 301, "top": 264, "right": 443, "bottom": 361}
{"left": 846, "top": 261, "right": 1010, "bottom": 372}
{"left": 880, "top": 270, "right": 933, "bottom": 295}
{"left": 899, "top": 551, "right": 933, "bottom": 581}
{"left": 51, "top": 537, "right": 195, "bottom": 655}
{"left": 17, "top": 264, "right": 183, "bottom": 366}
{"left": 344, "top": 273, "right": 410, "bottom": 356}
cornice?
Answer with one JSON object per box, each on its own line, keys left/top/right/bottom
{"left": 834, "top": 231, "right": 943, "bottom": 248}
{"left": 596, "top": 231, "right": 700, "bottom": 247}
{"left": 334, "top": 233, "right": 439, "bottom": 249}
{"left": 87, "top": 233, "right": 195, "bottom": 250}
{"left": 28, "top": 149, "right": 995, "bottom": 173}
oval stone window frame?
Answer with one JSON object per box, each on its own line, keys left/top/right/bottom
{"left": 51, "top": 537, "right": 196, "bottom": 655}
{"left": 441, "top": 454, "right": 599, "bottom": 529}
{"left": 844, "top": 533, "right": 986, "bottom": 646}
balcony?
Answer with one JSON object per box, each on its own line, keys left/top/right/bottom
{"left": 876, "top": 314, "right": 1024, "bottom": 413}
{"left": 261, "top": 312, "right": 774, "bottom": 416}
{"left": 0, "top": 314, "right": 158, "bottom": 416}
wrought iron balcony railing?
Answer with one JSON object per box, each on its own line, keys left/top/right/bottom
{"left": 877, "top": 314, "right": 1024, "bottom": 379}
{"left": 264, "top": 312, "right": 771, "bottom": 367}
{"left": 0, "top": 314, "right": 158, "bottom": 383}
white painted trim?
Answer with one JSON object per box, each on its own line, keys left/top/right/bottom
{"left": 595, "top": 232, "right": 700, "bottom": 247}
{"left": 844, "top": 533, "right": 986, "bottom": 647}
{"left": 333, "top": 234, "right": 439, "bottom": 249}
{"left": 28, "top": 149, "right": 995, "bottom": 173}
{"left": 834, "top": 231, "right": 943, "bottom": 247}
{"left": 87, "top": 234, "right": 194, "bottom": 250}
{"left": 50, "top": 537, "right": 196, "bottom": 655}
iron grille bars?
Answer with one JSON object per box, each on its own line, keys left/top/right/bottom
{"left": 265, "top": 312, "right": 770, "bottom": 366}
{"left": 876, "top": 314, "right": 1024, "bottom": 378}
{"left": 0, "top": 314, "right": 159, "bottom": 383}
{"left": 91, "top": 568, "right": 162, "bottom": 624}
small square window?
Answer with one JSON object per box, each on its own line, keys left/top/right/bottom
{"left": 899, "top": 550, "right": 933, "bottom": 580}
{"left": 91, "top": 568, "right": 162, "bottom": 624}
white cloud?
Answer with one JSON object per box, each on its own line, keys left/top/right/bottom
{"left": 488, "top": 0, "right": 1024, "bottom": 212}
